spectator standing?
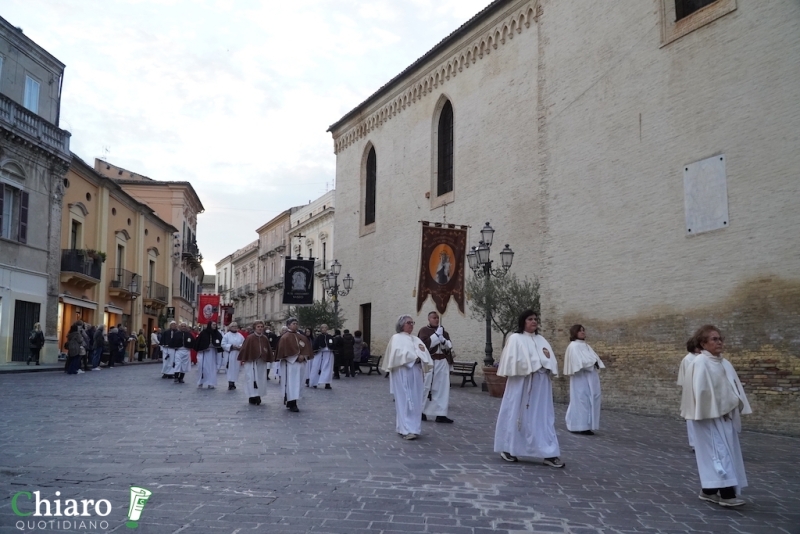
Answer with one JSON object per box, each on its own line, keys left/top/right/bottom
{"left": 107, "top": 327, "right": 123, "bottom": 368}
{"left": 27, "top": 322, "right": 45, "bottom": 365}
{"left": 65, "top": 324, "right": 84, "bottom": 375}
{"left": 340, "top": 329, "right": 355, "bottom": 378}
{"left": 150, "top": 328, "right": 161, "bottom": 360}
{"left": 91, "top": 325, "right": 105, "bottom": 371}
{"left": 137, "top": 329, "right": 147, "bottom": 362}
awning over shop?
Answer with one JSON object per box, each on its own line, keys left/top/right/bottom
{"left": 59, "top": 294, "right": 98, "bottom": 310}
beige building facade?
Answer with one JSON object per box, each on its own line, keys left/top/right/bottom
{"left": 0, "top": 16, "right": 71, "bottom": 364}
{"left": 328, "top": 0, "right": 800, "bottom": 434}
{"left": 58, "top": 156, "right": 176, "bottom": 349}
{"left": 94, "top": 159, "right": 204, "bottom": 327}
{"left": 230, "top": 240, "right": 258, "bottom": 328}
{"left": 256, "top": 207, "right": 299, "bottom": 325}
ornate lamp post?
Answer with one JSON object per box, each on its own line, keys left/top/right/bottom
{"left": 467, "top": 222, "right": 514, "bottom": 368}
{"left": 321, "top": 259, "right": 354, "bottom": 318}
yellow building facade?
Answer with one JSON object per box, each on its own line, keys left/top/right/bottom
{"left": 58, "top": 156, "right": 176, "bottom": 351}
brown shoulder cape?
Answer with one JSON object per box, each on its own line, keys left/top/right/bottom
{"left": 417, "top": 325, "right": 453, "bottom": 363}
{"left": 237, "top": 333, "right": 274, "bottom": 363}
{"left": 276, "top": 331, "right": 314, "bottom": 362}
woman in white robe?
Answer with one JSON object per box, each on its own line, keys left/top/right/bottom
{"left": 681, "top": 325, "right": 751, "bottom": 508}
{"left": 494, "top": 310, "right": 564, "bottom": 468}
{"left": 677, "top": 338, "right": 700, "bottom": 448}
{"left": 381, "top": 315, "right": 433, "bottom": 440}
{"left": 563, "top": 325, "right": 605, "bottom": 435}
{"left": 221, "top": 323, "right": 245, "bottom": 390}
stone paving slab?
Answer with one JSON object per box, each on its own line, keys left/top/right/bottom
{"left": 0, "top": 364, "right": 798, "bottom": 534}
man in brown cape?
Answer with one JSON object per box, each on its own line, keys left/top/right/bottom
{"left": 418, "top": 311, "right": 455, "bottom": 423}
{"left": 276, "top": 317, "right": 313, "bottom": 412}
{"left": 237, "top": 320, "right": 274, "bottom": 406}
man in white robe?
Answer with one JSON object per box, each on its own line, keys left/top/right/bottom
{"left": 312, "top": 324, "right": 335, "bottom": 389}
{"left": 169, "top": 323, "right": 194, "bottom": 384}
{"left": 382, "top": 315, "right": 434, "bottom": 440}
{"left": 418, "top": 311, "right": 454, "bottom": 423}
{"left": 494, "top": 310, "right": 564, "bottom": 468}
{"left": 276, "top": 318, "right": 313, "bottom": 412}
{"left": 681, "top": 325, "right": 751, "bottom": 508}
{"left": 563, "top": 324, "right": 605, "bottom": 435}
{"left": 222, "top": 322, "right": 245, "bottom": 390}
{"left": 677, "top": 338, "right": 700, "bottom": 448}
{"left": 237, "top": 320, "right": 273, "bottom": 405}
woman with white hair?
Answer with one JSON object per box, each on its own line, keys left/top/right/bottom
{"left": 381, "top": 315, "right": 433, "bottom": 440}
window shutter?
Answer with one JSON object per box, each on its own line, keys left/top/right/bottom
{"left": 18, "top": 191, "right": 29, "bottom": 243}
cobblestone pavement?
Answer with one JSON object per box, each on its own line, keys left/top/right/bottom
{"left": 1, "top": 364, "right": 798, "bottom": 534}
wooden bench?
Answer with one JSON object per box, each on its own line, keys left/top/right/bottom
{"left": 356, "top": 355, "right": 382, "bottom": 375}
{"left": 450, "top": 361, "right": 478, "bottom": 387}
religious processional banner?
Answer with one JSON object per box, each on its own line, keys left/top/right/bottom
{"left": 416, "top": 221, "right": 468, "bottom": 315}
{"left": 282, "top": 258, "right": 315, "bottom": 305}
{"left": 221, "top": 305, "right": 234, "bottom": 326}
{"left": 198, "top": 294, "right": 220, "bottom": 325}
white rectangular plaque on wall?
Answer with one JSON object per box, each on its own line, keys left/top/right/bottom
{"left": 683, "top": 154, "right": 729, "bottom": 236}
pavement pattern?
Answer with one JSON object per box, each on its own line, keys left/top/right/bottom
{"left": 0, "top": 363, "right": 798, "bottom": 534}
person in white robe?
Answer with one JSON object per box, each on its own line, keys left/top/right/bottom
{"left": 276, "top": 318, "right": 313, "bottom": 412}
{"left": 681, "top": 325, "right": 751, "bottom": 508}
{"left": 236, "top": 321, "right": 274, "bottom": 406}
{"left": 195, "top": 322, "right": 223, "bottom": 389}
{"left": 381, "top": 315, "right": 434, "bottom": 440}
{"left": 677, "top": 338, "right": 701, "bottom": 448}
{"left": 222, "top": 322, "right": 245, "bottom": 390}
{"left": 169, "top": 323, "right": 194, "bottom": 384}
{"left": 312, "top": 324, "right": 336, "bottom": 389}
{"left": 494, "top": 310, "right": 564, "bottom": 468}
{"left": 563, "top": 324, "right": 605, "bottom": 435}
{"left": 160, "top": 321, "right": 178, "bottom": 379}
{"left": 418, "top": 311, "right": 454, "bottom": 423}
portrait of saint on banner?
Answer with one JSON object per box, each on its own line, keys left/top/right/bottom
{"left": 282, "top": 258, "right": 315, "bottom": 305}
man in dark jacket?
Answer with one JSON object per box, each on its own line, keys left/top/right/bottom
{"left": 339, "top": 330, "right": 355, "bottom": 378}
{"left": 107, "top": 327, "right": 124, "bottom": 368}
{"left": 91, "top": 325, "right": 105, "bottom": 370}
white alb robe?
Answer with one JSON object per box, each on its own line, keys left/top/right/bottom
{"left": 282, "top": 357, "right": 304, "bottom": 402}
{"left": 563, "top": 340, "right": 603, "bottom": 432}
{"left": 161, "top": 347, "right": 175, "bottom": 375}
{"left": 222, "top": 331, "right": 245, "bottom": 383}
{"left": 383, "top": 333, "right": 434, "bottom": 436}
{"left": 422, "top": 359, "right": 451, "bottom": 417}
{"left": 197, "top": 348, "right": 218, "bottom": 387}
{"left": 243, "top": 360, "right": 268, "bottom": 398}
{"left": 494, "top": 332, "right": 560, "bottom": 458}
{"left": 677, "top": 352, "right": 698, "bottom": 447}
{"left": 316, "top": 348, "right": 334, "bottom": 386}
{"left": 681, "top": 351, "right": 751, "bottom": 493}
{"left": 308, "top": 354, "right": 322, "bottom": 387}
{"left": 173, "top": 347, "right": 191, "bottom": 373}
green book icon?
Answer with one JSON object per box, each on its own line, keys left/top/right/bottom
{"left": 126, "top": 487, "right": 152, "bottom": 528}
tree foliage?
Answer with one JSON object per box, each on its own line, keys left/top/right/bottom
{"left": 466, "top": 273, "right": 540, "bottom": 346}
{"left": 283, "top": 300, "right": 344, "bottom": 331}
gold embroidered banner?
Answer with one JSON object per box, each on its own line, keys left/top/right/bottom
{"left": 416, "top": 222, "right": 468, "bottom": 315}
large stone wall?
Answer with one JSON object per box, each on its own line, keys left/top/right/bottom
{"left": 331, "top": 0, "right": 800, "bottom": 435}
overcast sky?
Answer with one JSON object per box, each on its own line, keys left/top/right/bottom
{"left": 4, "top": 0, "right": 491, "bottom": 270}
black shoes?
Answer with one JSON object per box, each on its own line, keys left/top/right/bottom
{"left": 333, "top": 375, "right": 340, "bottom": 379}
{"left": 228, "top": 382, "right": 236, "bottom": 390}
{"left": 287, "top": 400, "right": 299, "bottom": 412}
{"left": 324, "top": 384, "right": 332, "bottom": 390}
{"left": 435, "top": 416, "right": 454, "bottom": 424}
{"left": 248, "top": 396, "right": 262, "bottom": 405}
{"left": 305, "top": 379, "right": 309, "bottom": 387}
{"left": 572, "top": 430, "right": 594, "bottom": 435}
{"left": 422, "top": 414, "right": 427, "bottom": 421}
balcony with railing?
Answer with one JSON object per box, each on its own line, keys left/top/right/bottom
{"left": 60, "top": 250, "right": 102, "bottom": 289}
{"left": 108, "top": 268, "right": 141, "bottom": 297}
{"left": 0, "top": 93, "right": 71, "bottom": 162}
{"left": 244, "top": 283, "right": 255, "bottom": 296}
{"left": 144, "top": 281, "right": 169, "bottom": 307}
{"left": 182, "top": 240, "right": 202, "bottom": 268}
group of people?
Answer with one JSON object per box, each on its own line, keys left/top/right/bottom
{"left": 382, "top": 310, "right": 751, "bottom": 508}
{"left": 58, "top": 320, "right": 150, "bottom": 374}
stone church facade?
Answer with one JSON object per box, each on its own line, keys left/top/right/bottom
{"left": 328, "top": 0, "right": 800, "bottom": 434}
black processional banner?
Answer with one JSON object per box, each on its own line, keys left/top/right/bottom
{"left": 416, "top": 221, "right": 468, "bottom": 315}
{"left": 282, "top": 258, "right": 315, "bottom": 305}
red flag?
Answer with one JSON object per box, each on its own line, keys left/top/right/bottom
{"left": 197, "top": 294, "right": 220, "bottom": 325}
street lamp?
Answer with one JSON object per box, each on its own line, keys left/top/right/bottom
{"left": 467, "top": 222, "right": 514, "bottom": 368}
{"left": 322, "top": 259, "right": 354, "bottom": 318}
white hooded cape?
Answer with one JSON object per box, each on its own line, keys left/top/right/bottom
{"left": 381, "top": 333, "right": 434, "bottom": 373}
{"left": 563, "top": 340, "right": 605, "bottom": 376}
{"left": 680, "top": 351, "right": 752, "bottom": 421}
{"left": 497, "top": 332, "right": 558, "bottom": 378}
